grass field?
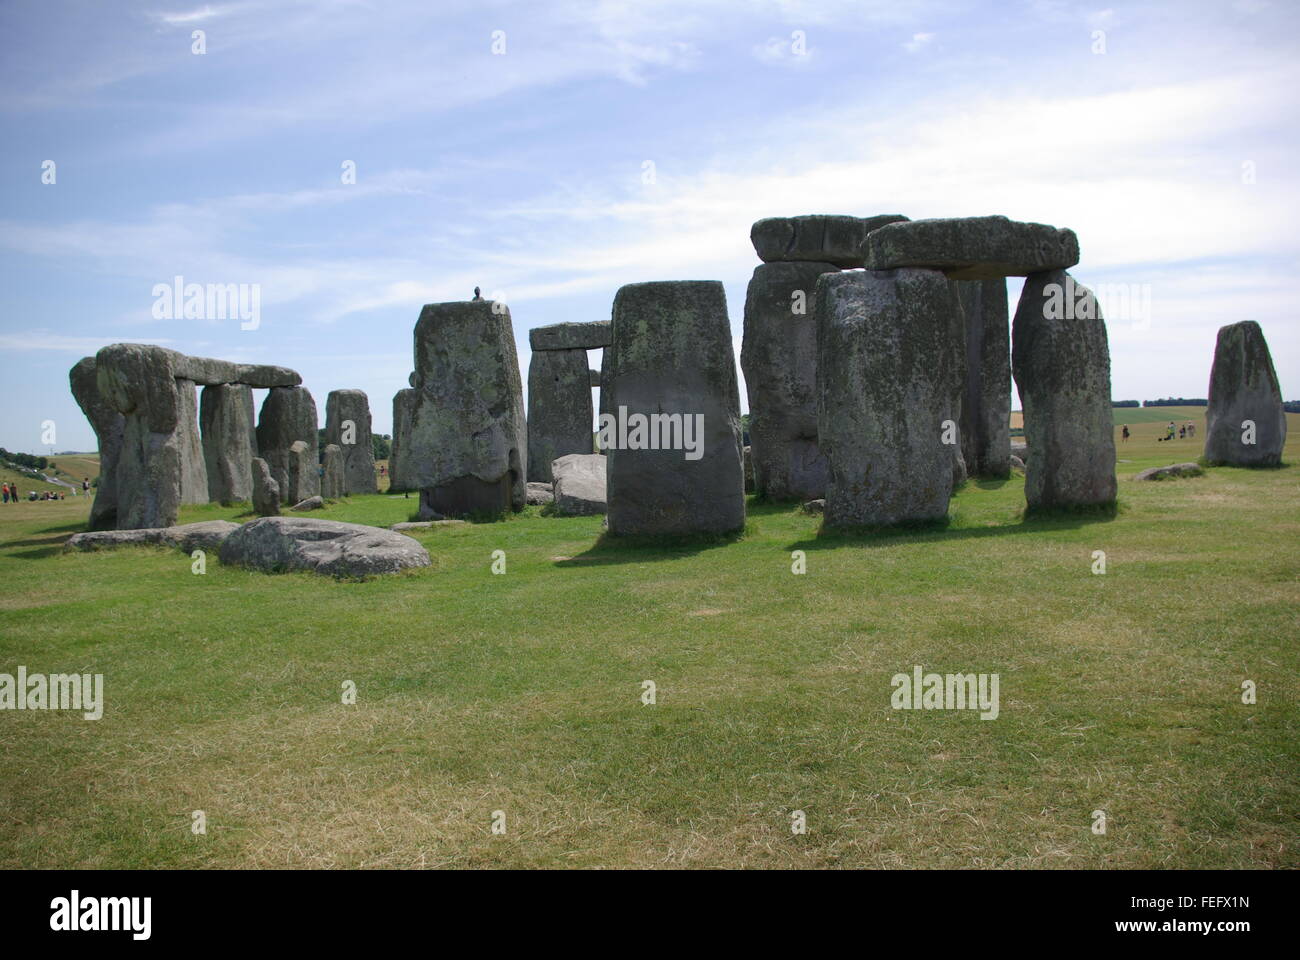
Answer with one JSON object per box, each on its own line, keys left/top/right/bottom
{"left": 0, "top": 419, "right": 1296, "bottom": 869}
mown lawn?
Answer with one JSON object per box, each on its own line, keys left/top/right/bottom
{"left": 0, "top": 419, "right": 1296, "bottom": 869}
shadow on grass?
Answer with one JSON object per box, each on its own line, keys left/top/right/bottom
{"left": 788, "top": 501, "right": 1119, "bottom": 552}
{"left": 554, "top": 524, "right": 748, "bottom": 567}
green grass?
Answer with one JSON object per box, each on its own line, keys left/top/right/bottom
{"left": 0, "top": 430, "right": 1296, "bottom": 869}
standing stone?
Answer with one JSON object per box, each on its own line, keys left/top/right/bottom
{"left": 598, "top": 347, "right": 613, "bottom": 452}
{"left": 286, "top": 439, "right": 320, "bottom": 504}
{"left": 816, "top": 269, "right": 963, "bottom": 528}
{"left": 175, "top": 379, "right": 208, "bottom": 505}
{"left": 324, "top": 389, "right": 377, "bottom": 494}
{"left": 69, "top": 357, "right": 124, "bottom": 530}
{"left": 389, "top": 388, "right": 417, "bottom": 492}
{"left": 527, "top": 348, "right": 593, "bottom": 483}
{"left": 94, "top": 343, "right": 187, "bottom": 529}
{"left": 956, "top": 278, "right": 1012, "bottom": 478}
{"left": 200, "top": 383, "right": 257, "bottom": 504}
{"left": 256, "top": 386, "right": 318, "bottom": 503}
{"left": 1011, "top": 271, "right": 1117, "bottom": 510}
{"left": 1203, "top": 321, "right": 1286, "bottom": 466}
{"left": 605, "top": 281, "right": 744, "bottom": 536}
{"left": 321, "top": 443, "right": 346, "bottom": 498}
{"left": 251, "top": 456, "right": 280, "bottom": 516}
{"left": 407, "top": 300, "right": 526, "bottom": 517}
{"left": 741, "top": 261, "right": 839, "bottom": 500}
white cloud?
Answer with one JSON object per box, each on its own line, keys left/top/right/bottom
{"left": 903, "top": 31, "right": 934, "bottom": 52}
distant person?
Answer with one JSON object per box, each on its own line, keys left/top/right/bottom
{"left": 82, "top": 478, "right": 90, "bottom": 496}
{"left": 472, "top": 286, "right": 483, "bottom": 301}
{"left": 2, "top": 482, "right": 9, "bottom": 503}
{"left": 1121, "top": 425, "right": 1130, "bottom": 442}
{"left": 1187, "top": 421, "right": 1196, "bottom": 438}
{"left": 1179, "top": 424, "right": 1186, "bottom": 439}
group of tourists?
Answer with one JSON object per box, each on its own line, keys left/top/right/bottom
{"left": 1, "top": 480, "right": 84, "bottom": 502}
{"left": 1118, "top": 421, "right": 1198, "bottom": 442}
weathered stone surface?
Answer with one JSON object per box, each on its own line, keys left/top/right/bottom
{"left": 528, "top": 348, "right": 593, "bottom": 482}
{"left": 175, "top": 379, "right": 209, "bottom": 506}
{"left": 1134, "top": 462, "right": 1204, "bottom": 481}
{"left": 816, "top": 269, "right": 963, "bottom": 527}
{"left": 863, "top": 216, "right": 1080, "bottom": 280}
{"left": 320, "top": 444, "right": 345, "bottom": 499}
{"left": 408, "top": 300, "right": 526, "bottom": 516}
{"left": 200, "top": 383, "right": 256, "bottom": 504}
{"left": 66, "top": 520, "right": 240, "bottom": 553}
{"left": 1203, "top": 321, "right": 1286, "bottom": 466}
{"left": 389, "top": 388, "right": 418, "bottom": 492}
{"left": 605, "top": 281, "right": 745, "bottom": 536}
{"left": 526, "top": 482, "right": 554, "bottom": 505}
{"left": 743, "top": 445, "right": 754, "bottom": 492}
{"left": 751, "top": 214, "right": 908, "bottom": 268}
{"left": 324, "top": 389, "right": 377, "bottom": 494}
{"left": 741, "top": 261, "right": 839, "bottom": 500}
{"left": 256, "top": 386, "right": 318, "bottom": 502}
{"left": 956, "top": 278, "right": 1011, "bottom": 478}
{"left": 1011, "top": 271, "right": 1117, "bottom": 509}
{"left": 173, "top": 355, "right": 301, "bottom": 388}
{"left": 1010, "top": 440, "right": 1028, "bottom": 461}
{"left": 598, "top": 348, "right": 613, "bottom": 447}
{"left": 218, "top": 517, "right": 431, "bottom": 577}
{"left": 1009, "top": 454, "right": 1026, "bottom": 472}
{"left": 391, "top": 519, "right": 465, "bottom": 531}
{"left": 529, "top": 321, "right": 611, "bottom": 351}
{"left": 69, "top": 357, "right": 123, "bottom": 530}
{"left": 251, "top": 457, "right": 280, "bottom": 516}
{"left": 286, "top": 439, "right": 320, "bottom": 504}
{"left": 290, "top": 495, "right": 325, "bottom": 511}
{"left": 551, "top": 453, "right": 607, "bottom": 515}
{"left": 94, "top": 343, "right": 186, "bottom": 529}
{"left": 801, "top": 498, "right": 825, "bottom": 515}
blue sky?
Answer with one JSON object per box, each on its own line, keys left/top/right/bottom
{"left": 2, "top": 0, "right": 1297, "bottom": 453}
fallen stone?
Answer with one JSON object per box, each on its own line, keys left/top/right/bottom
{"left": 1010, "top": 440, "right": 1028, "bottom": 461}
{"left": 66, "top": 520, "right": 240, "bottom": 553}
{"left": 740, "top": 261, "right": 838, "bottom": 500}
{"left": 527, "top": 348, "right": 593, "bottom": 483}
{"left": 751, "top": 214, "right": 908, "bottom": 268}
{"left": 408, "top": 300, "right": 526, "bottom": 517}
{"left": 862, "top": 216, "right": 1080, "bottom": 280}
{"left": 200, "top": 383, "right": 257, "bottom": 505}
{"left": 801, "top": 498, "right": 825, "bottom": 515}
{"left": 1134, "top": 462, "right": 1204, "bottom": 481}
{"left": 605, "top": 281, "right": 745, "bottom": 536}
{"left": 1203, "top": 321, "right": 1286, "bottom": 467}
{"left": 816, "top": 268, "right": 963, "bottom": 527}
{"left": 69, "top": 356, "right": 123, "bottom": 530}
{"left": 391, "top": 519, "right": 466, "bottom": 531}
{"left": 290, "top": 495, "right": 325, "bottom": 511}
{"left": 324, "top": 389, "right": 377, "bottom": 494}
{"left": 218, "top": 517, "right": 431, "bottom": 577}
{"left": 529, "top": 321, "right": 611, "bottom": 351}
{"left": 1009, "top": 454, "right": 1026, "bottom": 472}
{"left": 551, "top": 453, "right": 607, "bottom": 515}
{"left": 320, "top": 444, "right": 345, "bottom": 499}
{"left": 526, "top": 482, "right": 555, "bottom": 505}
{"left": 251, "top": 456, "right": 280, "bottom": 516}
{"left": 1011, "top": 270, "right": 1117, "bottom": 509}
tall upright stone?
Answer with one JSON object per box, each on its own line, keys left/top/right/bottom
{"left": 94, "top": 343, "right": 187, "bottom": 529}
{"left": 741, "top": 261, "right": 839, "bottom": 500}
{"left": 956, "top": 278, "right": 1011, "bottom": 478}
{"left": 1011, "top": 271, "right": 1116, "bottom": 510}
{"left": 389, "top": 388, "right": 417, "bottom": 492}
{"left": 200, "top": 383, "right": 256, "bottom": 504}
{"left": 69, "top": 357, "right": 124, "bottom": 530}
{"left": 251, "top": 456, "right": 280, "bottom": 516}
{"left": 321, "top": 443, "right": 346, "bottom": 498}
{"left": 407, "top": 300, "right": 526, "bottom": 516}
{"left": 816, "top": 269, "right": 963, "bottom": 528}
{"left": 325, "top": 389, "right": 377, "bottom": 494}
{"left": 175, "top": 379, "right": 208, "bottom": 505}
{"left": 256, "top": 386, "right": 318, "bottom": 503}
{"left": 605, "top": 281, "right": 744, "bottom": 536}
{"left": 1203, "top": 321, "right": 1286, "bottom": 466}
{"left": 527, "top": 348, "right": 593, "bottom": 483}
{"left": 286, "top": 439, "right": 319, "bottom": 504}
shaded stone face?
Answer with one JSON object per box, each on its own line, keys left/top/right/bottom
{"left": 740, "top": 261, "right": 839, "bottom": 500}
{"left": 605, "top": 281, "right": 745, "bottom": 536}
{"left": 815, "top": 269, "right": 963, "bottom": 528}
{"left": 200, "top": 383, "right": 257, "bottom": 505}
{"left": 251, "top": 456, "right": 280, "bottom": 516}
{"left": 956, "top": 278, "right": 1012, "bottom": 479}
{"left": 862, "top": 216, "right": 1080, "bottom": 280}
{"left": 69, "top": 356, "right": 124, "bottom": 530}
{"left": 175, "top": 379, "right": 209, "bottom": 506}
{"left": 321, "top": 443, "right": 346, "bottom": 498}
{"left": 1203, "top": 321, "right": 1286, "bottom": 467}
{"left": 408, "top": 300, "right": 527, "bottom": 515}
{"left": 527, "top": 348, "right": 593, "bottom": 483}
{"left": 750, "top": 214, "right": 909, "bottom": 268}
{"left": 286, "top": 439, "right": 320, "bottom": 504}
{"left": 1011, "top": 270, "right": 1117, "bottom": 510}
{"left": 256, "top": 386, "right": 318, "bottom": 502}
{"left": 325, "top": 389, "right": 377, "bottom": 494}
{"left": 388, "top": 388, "right": 417, "bottom": 492}
{"left": 529, "top": 321, "right": 611, "bottom": 351}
